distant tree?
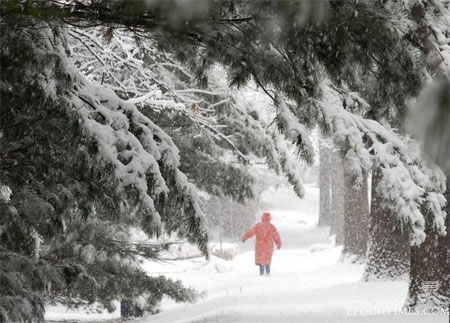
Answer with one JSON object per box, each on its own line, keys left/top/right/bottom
{"left": 342, "top": 171, "right": 369, "bottom": 261}
{"left": 330, "top": 150, "right": 345, "bottom": 246}
{"left": 319, "top": 142, "right": 332, "bottom": 226}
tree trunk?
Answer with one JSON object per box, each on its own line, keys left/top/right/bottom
{"left": 121, "top": 299, "right": 143, "bottom": 318}
{"left": 319, "top": 143, "right": 332, "bottom": 226}
{"left": 330, "top": 150, "right": 345, "bottom": 245}
{"left": 342, "top": 172, "right": 369, "bottom": 261}
{"left": 445, "top": 177, "right": 450, "bottom": 321}
{"left": 363, "top": 167, "right": 410, "bottom": 280}
{"left": 407, "top": 176, "right": 450, "bottom": 310}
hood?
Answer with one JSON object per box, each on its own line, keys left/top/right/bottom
{"left": 261, "top": 212, "right": 271, "bottom": 223}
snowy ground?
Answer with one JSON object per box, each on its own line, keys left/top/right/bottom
{"left": 45, "top": 184, "right": 449, "bottom": 323}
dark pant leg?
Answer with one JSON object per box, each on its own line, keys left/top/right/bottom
{"left": 259, "top": 264, "right": 264, "bottom": 275}
{"left": 265, "top": 265, "right": 270, "bottom": 274}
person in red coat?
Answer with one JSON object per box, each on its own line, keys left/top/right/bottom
{"left": 242, "top": 212, "right": 282, "bottom": 275}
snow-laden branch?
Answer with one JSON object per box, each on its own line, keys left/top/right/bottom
{"left": 32, "top": 25, "right": 209, "bottom": 254}
{"left": 320, "top": 82, "right": 446, "bottom": 246}
{"left": 274, "top": 93, "right": 315, "bottom": 165}
{"left": 68, "top": 27, "right": 250, "bottom": 161}
{"left": 174, "top": 89, "right": 229, "bottom": 96}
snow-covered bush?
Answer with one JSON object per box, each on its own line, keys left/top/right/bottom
{"left": 209, "top": 242, "right": 240, "bottom": 261}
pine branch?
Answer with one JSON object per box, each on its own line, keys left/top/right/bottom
{"left": 157, "top": 254, "right": 204, "bottom": 261}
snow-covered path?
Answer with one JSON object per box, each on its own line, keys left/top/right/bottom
{"left": 139, "top": 185, "right": 447, "bottom": 323}
{"left": 45, "top": 184, "right": 448, "bottom": 323}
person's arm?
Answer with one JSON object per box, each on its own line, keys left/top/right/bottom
{"left": 242, "top": 225, "right": 257, "bottom": 242}
{"left": 272, "top": 226, "right": 282, "bottom": 249}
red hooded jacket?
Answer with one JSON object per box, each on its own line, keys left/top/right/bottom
{"left": 242, "top": 212, "right": 282, "bottom": 266}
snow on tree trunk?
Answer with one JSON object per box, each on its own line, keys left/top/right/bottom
{"left": 330, "top": 150, "right": 345, "bottom": 245}
{"left": 406, "top": 176, "right": 450, "bottom": 310}
{"left": 342, "top": 172, "right": 369, "bottom": 261}
{"left": 319, "top": 142, "right": 332, "bottom": 226}
{"left": 363, "top": 168, "right": 410, "bottom": 281}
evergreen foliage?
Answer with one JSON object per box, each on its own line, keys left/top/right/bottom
{"left": 68, "top": 26, "right": 305, "bottom": 201}
{"left": 0, "top": 20, "right": 204, "bottom": 321}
